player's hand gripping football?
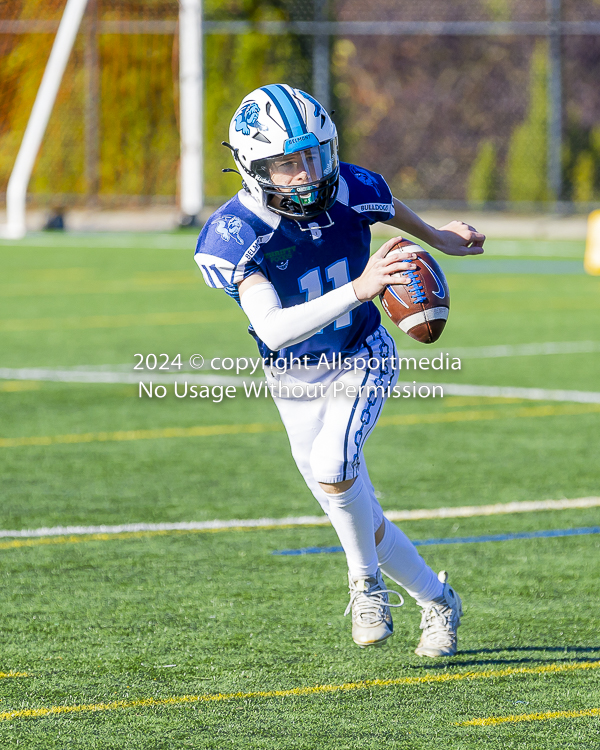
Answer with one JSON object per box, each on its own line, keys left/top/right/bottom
{"left": 433, "top": 221, "right": 485, "bottom": 256}
{"left": 352, "top": 237, "right": 418, "bottom": 302}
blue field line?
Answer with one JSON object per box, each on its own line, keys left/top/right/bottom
{"left": 272, "top": 526, "right": 600, "bottom": 556}
{"left": 444, "top": 259, "right": 584, "bottom": 275}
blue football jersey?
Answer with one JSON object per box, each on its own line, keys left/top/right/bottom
{"left": 194, "top": 162, "right": 395, "bottom": 363}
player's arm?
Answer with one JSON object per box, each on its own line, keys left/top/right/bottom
{"left": 384, "top": 197, "right": 485, "bottom": 257}
{"left": 238, "top": 238, "right": 416, "bottom": 351}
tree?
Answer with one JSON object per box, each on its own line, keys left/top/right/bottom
{"left": 506, "top": 41, "right": 549, "bottom": 203}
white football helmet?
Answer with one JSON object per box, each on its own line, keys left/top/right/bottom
{"left": 226, "top": 84, "right": 339, "bottom": 220}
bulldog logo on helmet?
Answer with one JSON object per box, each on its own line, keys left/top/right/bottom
{"left": 234, "top": 102, "right": 266, "bottom": 136}
{"left": 227, "top": 84, "right": 339, "bottom": 220}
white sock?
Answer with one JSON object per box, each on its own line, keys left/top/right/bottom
{"left": 376, "top": 518, "right": 443, "bottom": 604}
{"left": 323, "top": 475, "right": 379, "bottom": 579}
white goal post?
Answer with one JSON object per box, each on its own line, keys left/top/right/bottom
{"left": 179, "top": 0, "right": 204, "bottom": 222}
{"left": 0, "top": 0, "right": 203, "bottom": 239}
{"left": 1, "top": 0, "right": 89, "bottom": 239}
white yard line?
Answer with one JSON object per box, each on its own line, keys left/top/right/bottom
{"left": 1, "top": 497, "right": 598, "bottom": 539}
{"left": 386, "top": 497, "right": 600, "bottom": 521}
{"left": 1, "top": 367, "right": 598, "bottom": 403}
{"left": 1, "top": 340, "right": 598, "bottom": 386}
{"left": 421, "top": 341, "right": 600, "bottom": 359}
{"left": 431, "top": 383, "right": 600, "bottom": 404}
{"left": 0, "top": 367, "right": 247, "bottom": 386}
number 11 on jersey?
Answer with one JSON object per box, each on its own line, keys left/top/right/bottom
{"left": 298, "top": 259, "right": 352, "bottom": 332}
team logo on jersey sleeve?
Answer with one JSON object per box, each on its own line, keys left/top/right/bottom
{"left": 214, "top": 215, "right": 245, "bottom": 245}
{"left": 234, "top": 102, "right": 266, "bottom": 135}
{"left": 349, "top": 165, "right": 381, "bottom": 197}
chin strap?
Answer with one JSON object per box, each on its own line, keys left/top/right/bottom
{"left": 294, "top": 211, "right": 335, "bottom": 231}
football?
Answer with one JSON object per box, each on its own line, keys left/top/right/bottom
{"left": 379, "top": 240, "right": 450, "bottom": 343}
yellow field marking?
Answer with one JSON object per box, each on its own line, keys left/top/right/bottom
{"left": 0, "top": 672, "right": 28, "bottom": 679}
{"left": 4, "top": 269, "right": 194, "bottom": 283}
{"left": 443, "top": 396, "right": 526, "bottom": 407}
{"left": 1, "top": 403, "right": 598, "bottom": 450}
{"left": 0, "top": 272, "right": 199, "bottom": 298}
{"left": 0, "top": 422, "right": 283, "bottom": 449}
{"left": 459, "top": 707, "right": 600, "bottom": 726}
{"left": 1, "top": 661, "right": 598, "bottom": 723}
{"left": 0, "top": 524, "right": 309, "bottom": 551}
{"left": 0, "top": 310, "right": 240, "bottom": 332}
{"left": 134, "top": 272, "right": 198, "bottom": 286}
{"left": 378, "top": 403, "right": 600, "bottom": 427}
{"left": 0, "top": 381, "right": 40, "bottom": 392}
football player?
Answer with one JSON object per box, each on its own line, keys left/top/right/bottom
{"left": 195, "top": 84, "right": 484, "bottom": 653}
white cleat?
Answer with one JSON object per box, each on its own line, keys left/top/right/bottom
{"left": 415, "top": 571, "right": 463, "bottom": 658}
{"left": 344, "top": 569, "right": 403, "bottom": 648}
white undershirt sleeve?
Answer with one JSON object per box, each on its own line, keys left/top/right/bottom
{"left": 239, "top": 281, "right": 362, "bottom": 351}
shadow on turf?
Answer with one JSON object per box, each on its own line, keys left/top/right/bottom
{"left": 413, "top": 645, "right": 600, "bottom": 670}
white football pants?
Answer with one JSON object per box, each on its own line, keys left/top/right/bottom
{"left": 267, "top": 325, "right": 397, "bottom": 519}
{"left": 268, "top": 325, "right": 443, "bottom": 600}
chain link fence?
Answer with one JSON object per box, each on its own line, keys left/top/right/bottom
{"left": 1, "top": 0, "right": 599, "bottom": 213}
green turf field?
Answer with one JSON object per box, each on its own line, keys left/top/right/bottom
{"left": 0, "top": 232, "right": 599, "bottom": 748}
